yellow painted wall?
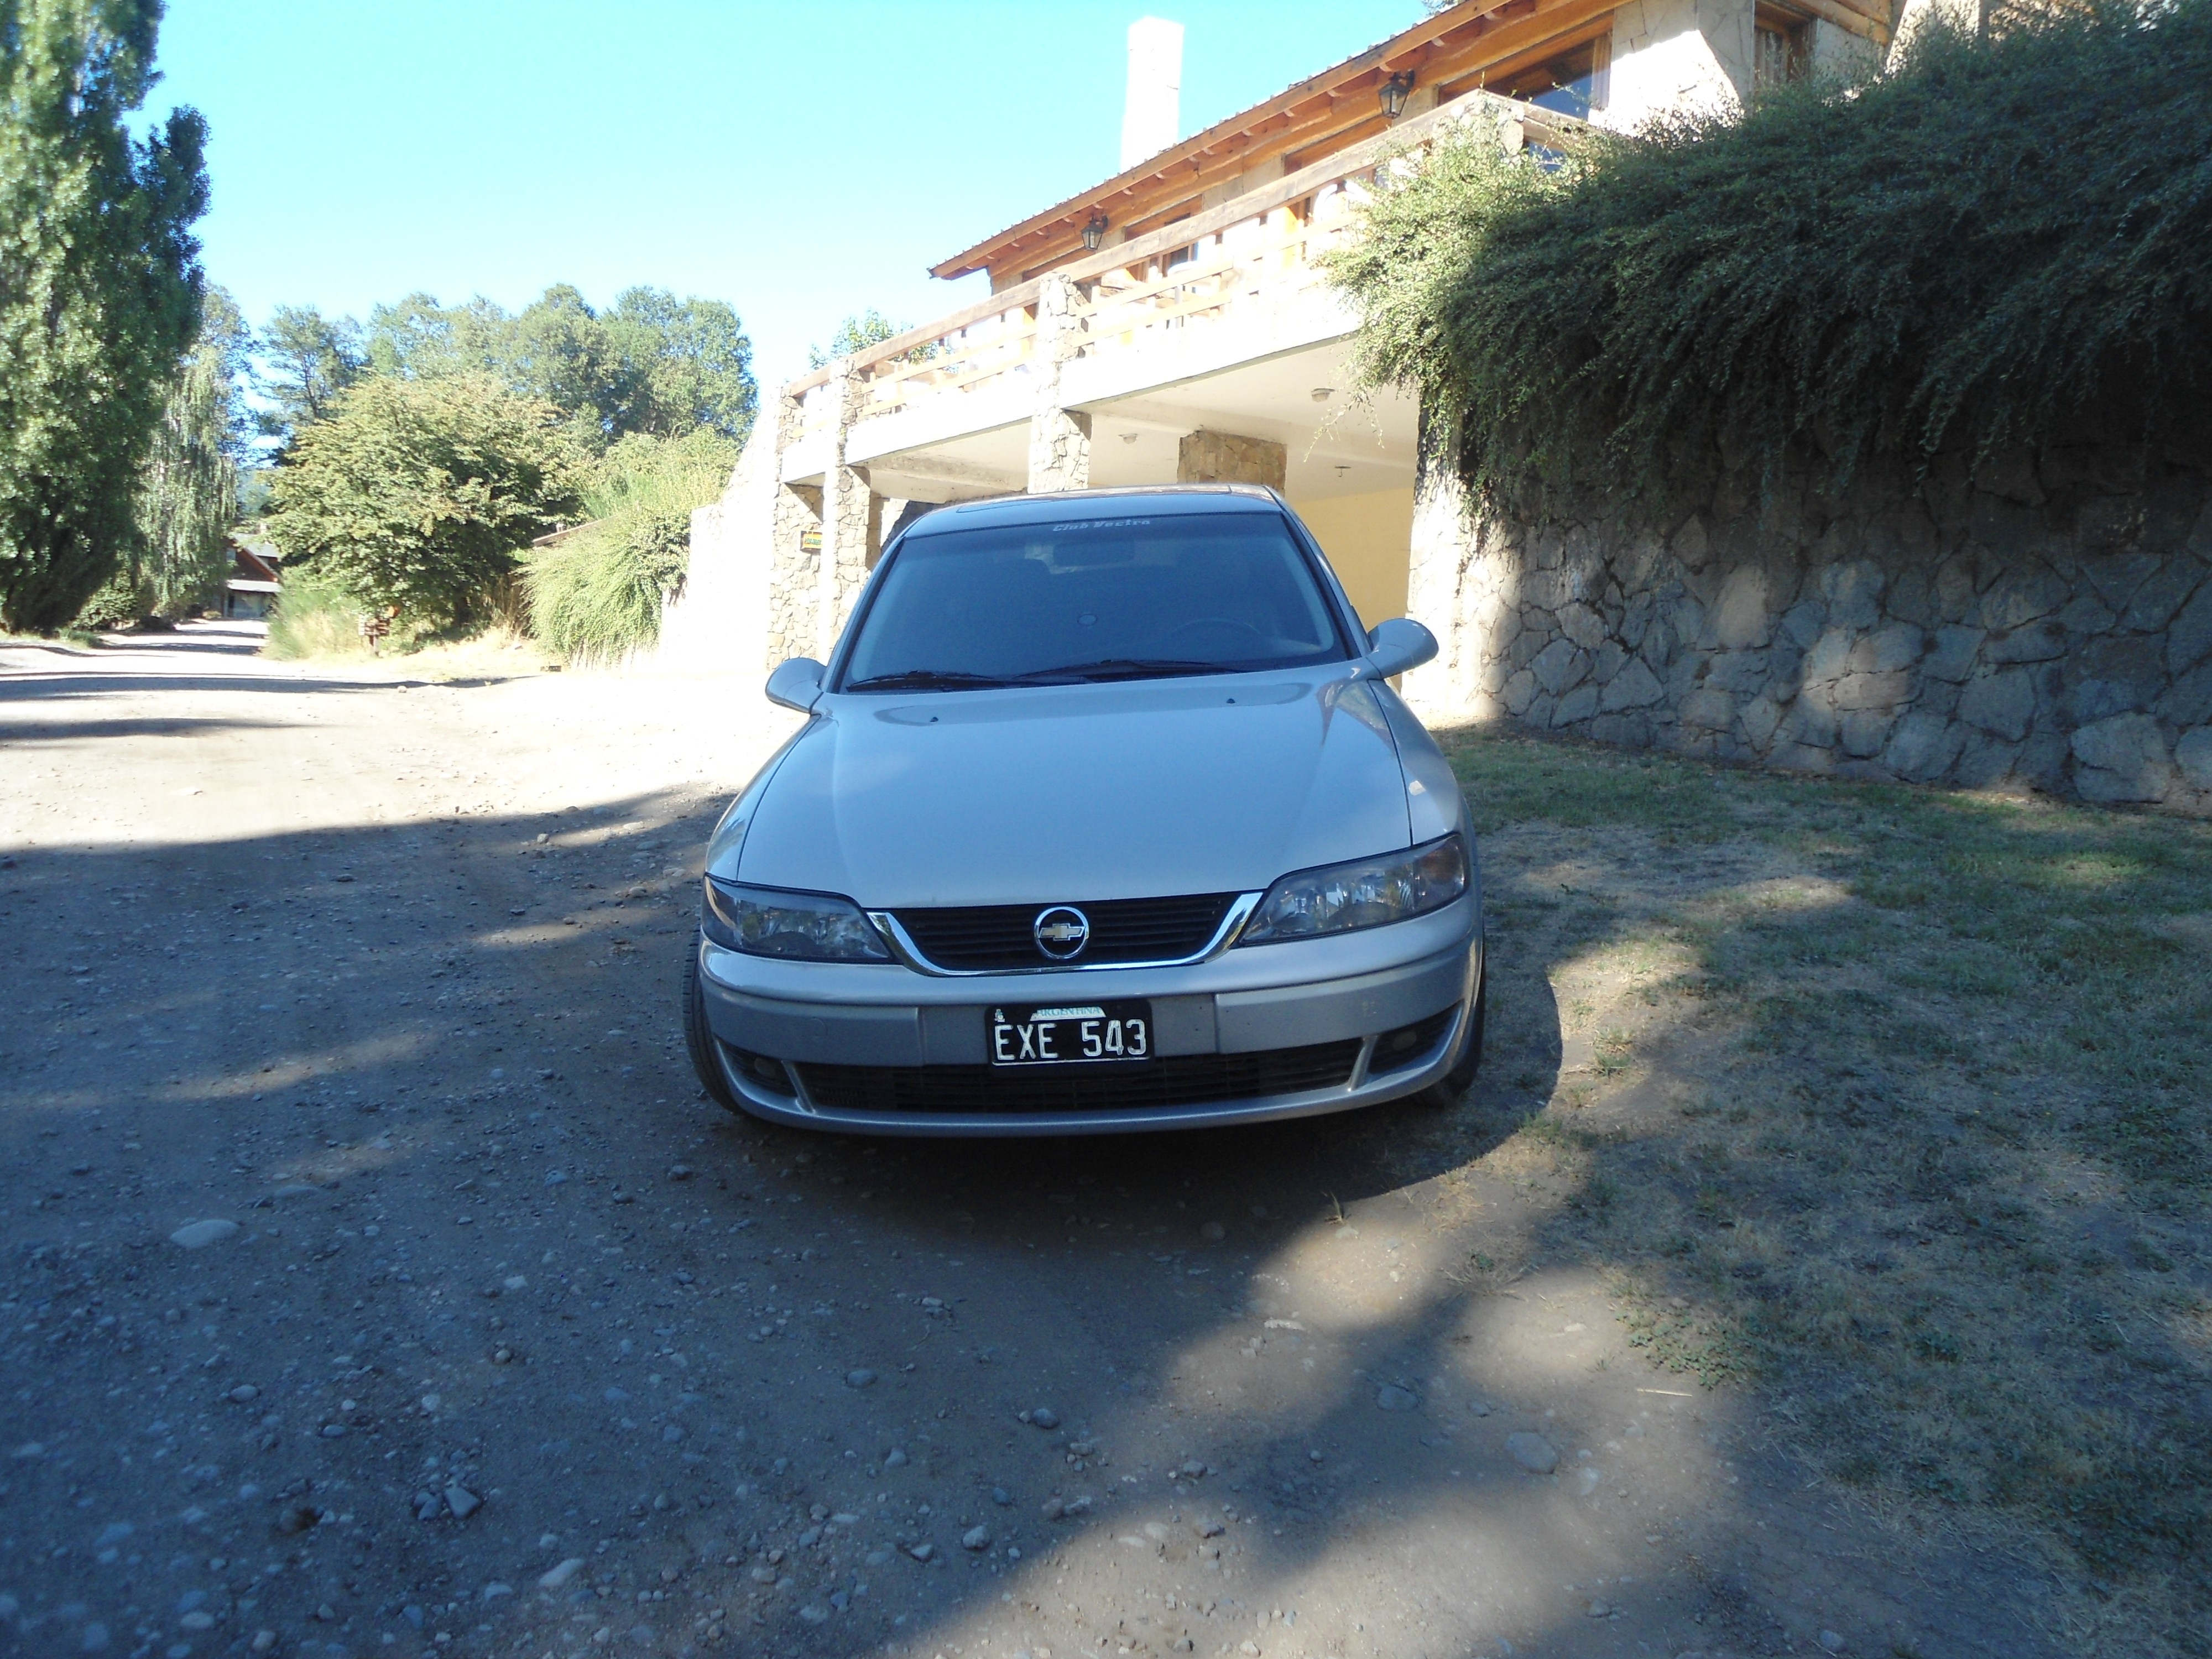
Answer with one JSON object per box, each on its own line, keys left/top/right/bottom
{"left": 1291, "top": 487, "right": 1415, "bottom": 630}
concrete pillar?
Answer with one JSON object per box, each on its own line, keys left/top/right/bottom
{"left": 1177, "top": 429, "right": 1287, "bottom": 491}
{"left": 816, "top": 359, "right": 878, "bottom": 660}
{"left": 1402, "top": 404, "right": 1475, "bottom": 719}
{"left": 1026, "top": 274, "right": 1092, "bottom": 494}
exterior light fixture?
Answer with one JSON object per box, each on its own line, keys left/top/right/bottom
{"left": 1379, "top": 71, "right": 1416, "bottom": 121}
{"left": 1082, "top": 215, "right": 1110, "bottom": 252}
{"left": 1311, "top": 387, "right": 1335, "bottom": 403}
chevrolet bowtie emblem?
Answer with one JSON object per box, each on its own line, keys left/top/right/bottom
{"left": 1032, "top": 905, "right": 1091, "bottom": 960}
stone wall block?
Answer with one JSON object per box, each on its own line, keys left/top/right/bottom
{"left": 1958, "top": 668, "right": 2034, "bottom": 740}
{"left": 2074, "top": 498, "right": 2146, "bottom": 562}
{"left": 1600, "top": 658, "right": 1666, "bottom": 712}
{"left": 1620, "top": 590, "right": 1657, "bottom": 651}
{"left": 2156, "top": 660, "right": 2212, "bottom": 728}
{"left": 1713, "top": 566, "right": 1773, "bottom": 649}
{"left": 1780, "top": 598, "right": 1827, "bottom": 649}
{"left": 1923, "top": 624, "right": 1985, "bottom": 684}
{"left": 2168, "top": 581, "right": 2212, "bottom": 674}
{"left": 1680, "top": 686, "right": 1736, "bottom": 731}
{"left": 1973, "top": 449, "right": 2047, "bottom": 507}
{"left": 1502, "top": 669, "right": 1538, "bottom": 716}
{"left": 1588, "top": 713, "right": 1656, "bottom": 749}
{"left": 1980, "top": 567, "right": 2070, "bottom": 632}
{"left": 1741, "top": 690, "right": 1788, "bottom": 751}
{"left": 2176, "top": 727, "right": 2212, "bottom": 793}
{"left": 1880, "top": 711, "right": 1965, "bottom": 781}
{"left": 1953, "top": 732, "right": 2022, "bottom": 789}
{"left": 1707, "top": 650, "right": 1770, "bottom": 694}
{"left": 1590, "top": 638, "right": 1629, "bottom": 686}
{"left": 1916, "top": 677, "right": 1963, "bottom": 719}
{"left": 1558, "top": 601, "right": 1609, "bottom": 650}
{"left": 1838, "top": 707, "right": 1900, "bottom": 758}
{"left": 1885, "top": 564, "right": 1936, "bottom": 628}
{"left": 2070, "top": 713, "right": 2174, "bottom": 803}
{"left": 1801, "top": 629, "right": 1854, "bottom": 687}
{"left": 1671, "top": 514, "right": 1712, "bottom": 571}
{"left": 1847, "top": 623, "right": 1925, "bottom": 675}
{"left": 2064, "top": 636, "right": 2166, "bottom": 724}
{"left": 1770, "top": 741, "right": 1839, "bottom": 775}
{"left": 1554, "top": 686, "right": 1601, "bottom": 727}
{"left": 1525, "top": 690, "right": 1559, "bottom": 727}
{"left": 1821, "top": 561, "right": 1886, "bottom": 632}
{"left": 1529, "top": 638, "right": 1589, "bottom": 696}
{"left": 1933, "top": 556, "right": 1980, "bottom": 623}
{"left": 1832, "top": 670, "right": 1913, "bottom": 712}
{"left": 2122, "top": 556, "right": 2206, "bottom": 633}
{"left": 1985, "top": 620, "right": 2069, "bottom": 665}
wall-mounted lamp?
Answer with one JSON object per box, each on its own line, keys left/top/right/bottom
{"left": 1082, "top": 215, "right": 1110, "bottom": 252}
{"left": 1311, "top": 387, "right": 1335, "bottom": 403}
{"left": 1379, "top": 71, "right": 1416, "bottom": 121}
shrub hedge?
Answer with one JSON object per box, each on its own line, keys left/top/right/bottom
{"left": 1329, "top": 1, "right": 2212, "bottom": 513}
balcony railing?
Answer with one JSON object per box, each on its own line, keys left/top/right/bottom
{"left": 784, "top": 91, "right": 1590, "bottom": 443}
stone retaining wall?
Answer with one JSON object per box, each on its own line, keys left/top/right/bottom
{"left": 1405, "top": 436, "right": 2212, "bottom": 812}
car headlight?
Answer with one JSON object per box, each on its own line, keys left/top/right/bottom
{"left": 700, "top": 877, "right": 891, "bottom": 962}
{"left": 1235, "top": 833, "right": 1468, "bottom": 946}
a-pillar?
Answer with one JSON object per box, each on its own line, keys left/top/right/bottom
{"left": 1026, "top": 273, "right": 1092, "bottom": 493}
{"left": 1176, "top": 429, "right": 1286, "bottom": 489}
{"left": 816, "top": 359, "right": 879, "bottom": 660}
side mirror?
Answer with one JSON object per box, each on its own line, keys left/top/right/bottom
{"left": 1365, "top": 618, "right": 1438, "bottom": 678}
{"left": 765, "top": 656, "right": 826, "bottom": 712}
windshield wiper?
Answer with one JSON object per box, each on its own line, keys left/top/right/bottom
{"left": 1034, "top": 658, "right": 1230, "bottom": 683}
{"left": 843, "top": 670, "right": 1013, "bottom": 693}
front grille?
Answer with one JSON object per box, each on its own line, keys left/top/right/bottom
{"left": 891, "top": 892, "right": 1238, "bottom": 971}
{"left": 793, "top": 1039, "right": 1363, "bottom": 1115}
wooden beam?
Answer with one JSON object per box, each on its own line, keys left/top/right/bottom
{"left": 927, "top": 0, "right": 1554, "bottom": 280}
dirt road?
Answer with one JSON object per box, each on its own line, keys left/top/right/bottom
{"left": 1, "top": 625, "right": 2054, "bottom": 1659}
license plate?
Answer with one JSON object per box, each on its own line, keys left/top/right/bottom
{"left": 989, "top": 1001, "right": 1151, "bottom": 1066}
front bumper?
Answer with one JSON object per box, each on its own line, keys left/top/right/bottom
{"left": 694, "top": 895, "right": 1481, "bottom": 1136}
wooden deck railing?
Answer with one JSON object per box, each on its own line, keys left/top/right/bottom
{"left": 785, "top": 91, "right": 1590, "bottom": 441}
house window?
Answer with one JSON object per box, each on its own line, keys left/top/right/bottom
{"left": 1755, "top": 6, "right": 1811, "bottom": 88}
{"left": 1496, "top": 32, "right": 1611, "bottom": 119}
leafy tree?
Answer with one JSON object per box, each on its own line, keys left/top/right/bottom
{"left": 0, "top": 0, "right": 208, "bottom": 634}
{"left": 808, "top": 309, "right": 906, "bottom": 370}
{"left": 80, "top": 285, "right": 253, "bottom": 624}
{"left": 258, "top": 304, "right": 366, "bottom": 442}
{"left": 265, "top": 372, "right": 585, "bottom": 629}
{"left": 347, "top": 284, "right": 756, "bottom": 452}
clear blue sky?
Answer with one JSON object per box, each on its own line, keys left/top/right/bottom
{"left": 157, "top": 1, "right": 1423, "bottom": 390}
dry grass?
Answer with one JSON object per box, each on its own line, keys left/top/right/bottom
{"left": 1434, "top": 723, "right": 2212, "bottom": 1651}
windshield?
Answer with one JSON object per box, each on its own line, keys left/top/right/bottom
{"left": 838, "top": 509, "right": 1351, "bottom": 691}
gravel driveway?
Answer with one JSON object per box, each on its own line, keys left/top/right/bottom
{"left": 0, "top": 624, "right": 2059, "bottom": 1659}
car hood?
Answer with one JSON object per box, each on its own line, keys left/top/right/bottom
{"left": 729, "top": 668, "right": 1413, "bottom": 907}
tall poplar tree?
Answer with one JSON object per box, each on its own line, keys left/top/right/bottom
{"left": 0, "top": 0, "right": 208, "bottom": 633}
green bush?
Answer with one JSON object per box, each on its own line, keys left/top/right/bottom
{"left": 1329, "top": 0, "right": 2212, "bottom": 512}
{"left": 263, "top": 565, "right": 370, "bottom": 660}
{"left": 523, "top": 429, "right": 735, "bottom": 664}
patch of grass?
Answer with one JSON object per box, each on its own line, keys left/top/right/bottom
{"left": 1439, "top": 722, "right": 2212, "bottom": 1644}
{"left": 263, "top": 566, "right": 372, "bottom": 660}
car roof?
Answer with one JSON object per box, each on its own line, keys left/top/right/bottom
{"left": 900, "top": 484, "right": 1286, "bottom": 536}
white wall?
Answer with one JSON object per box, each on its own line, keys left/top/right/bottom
{"left": 1603, "top": 0, "right": 1754, "bottom": 132}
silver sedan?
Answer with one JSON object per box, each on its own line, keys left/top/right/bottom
{"left": 681, "top": 484, "right": 1484, "bottom": 1135}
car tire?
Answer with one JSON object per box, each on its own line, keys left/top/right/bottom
{"left": 1412, "top": 960, "right": 1486, "bottom": 1109}
{"left": 682, "top": 932, "right": 743, "bottom": 1114}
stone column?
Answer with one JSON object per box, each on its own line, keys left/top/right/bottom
{"left": 1026, "top": 274, "right": 1092, "bottom": 494}
{"left": 1176, "top": 429, "right": 1286, "bottom": 490}
{"left": 816, "top": 359, "right": 876, "bottom": 660}
{"left": 765, "top": 386, "right": 819, "bottom": 669}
